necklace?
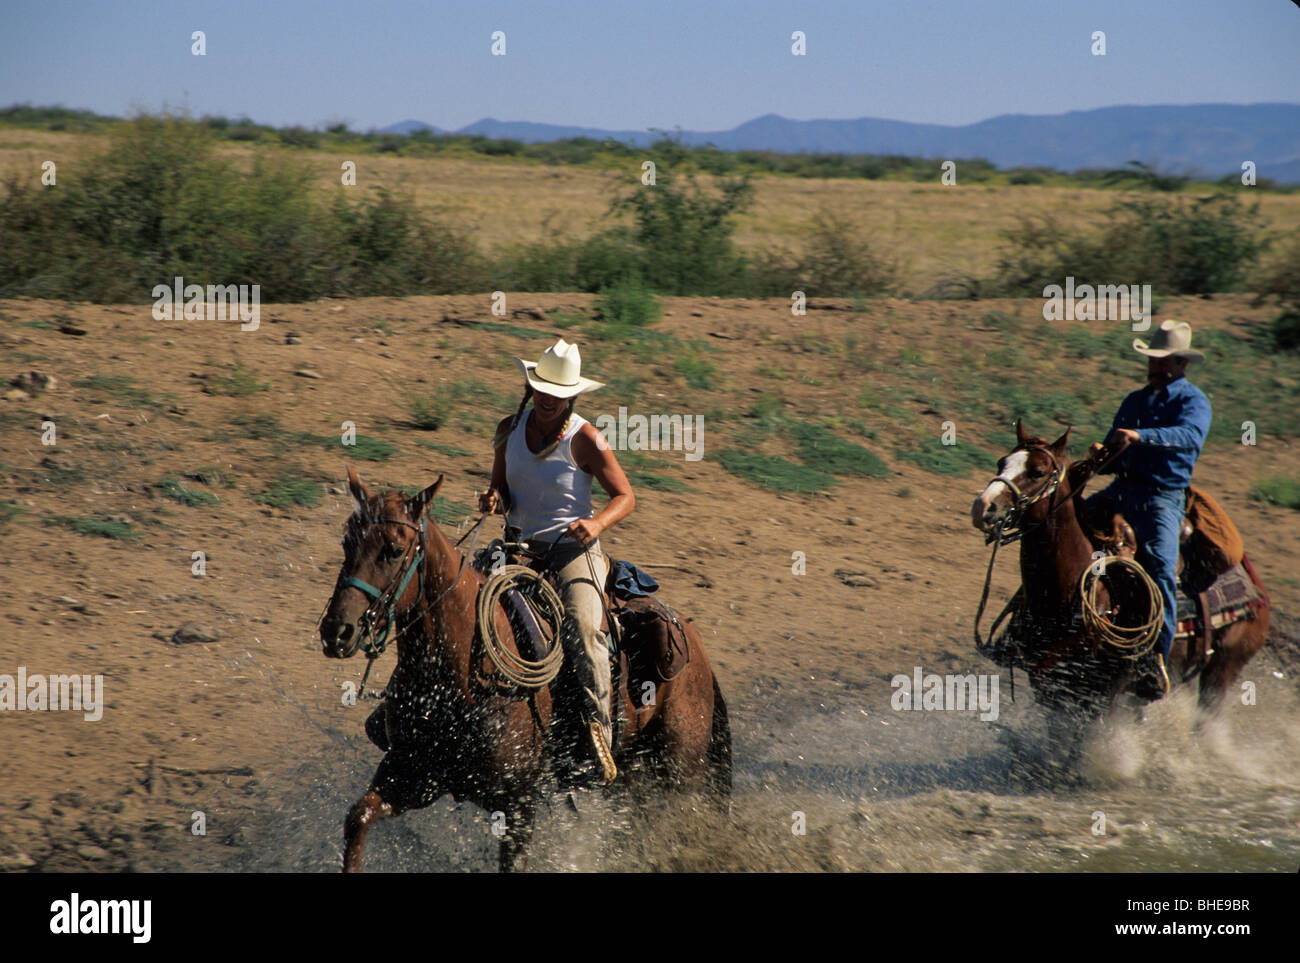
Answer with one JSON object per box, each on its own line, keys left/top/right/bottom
{"left": 528, "top": 409, "right": 570, "bottom": 459}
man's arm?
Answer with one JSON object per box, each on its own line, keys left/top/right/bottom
{"left": 1135, "top": 391, "right": 1211, "bottom": 452}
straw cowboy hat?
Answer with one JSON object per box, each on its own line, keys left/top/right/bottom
{"left": 1133, "top": 320, "right": 1205, "bottom": 362}
{"left": 514, "top": 338, "right": 604, "bottom": 398}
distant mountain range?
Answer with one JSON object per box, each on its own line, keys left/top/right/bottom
{"left": 381, "top": 104, "right": 1300, "bottom": 183}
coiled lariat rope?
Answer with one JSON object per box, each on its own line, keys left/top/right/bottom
{"left": 477, "top": 562, "right": 566, "bottom": 689}
{"left": 1079, "top": 555, "right": 1163, "bottom": 658}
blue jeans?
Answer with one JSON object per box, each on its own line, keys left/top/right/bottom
{"left": 1087, "top": 483, "right": 1185, "bottom": 659}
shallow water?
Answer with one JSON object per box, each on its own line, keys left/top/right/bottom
{"left": 205, "top": 651, "right": 1300, "bottom": 873}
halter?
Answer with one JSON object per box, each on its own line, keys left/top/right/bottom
{"left": 332, "top": 509, "right": 487, "bottom": 697}
{"left": 340, "top": 515, "right": 429, "bottom": 662}
{"left": 981, "top": 445, "right": 1067, "bottom": 546}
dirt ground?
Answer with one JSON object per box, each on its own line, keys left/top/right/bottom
{"left": 1, "top": 292, "right": 1297, "bottom": 871}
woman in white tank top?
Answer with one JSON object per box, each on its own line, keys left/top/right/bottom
{"left": 476, "top": 339, "right": 635, "bottom": 782}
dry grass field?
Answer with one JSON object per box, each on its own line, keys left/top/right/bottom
{"left": 4, "top": 128, "right": 1300, "bottom": 294}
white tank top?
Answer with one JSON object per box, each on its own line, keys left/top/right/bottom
{"left": 505, "top": 411, "right": 594, "bottom": 541}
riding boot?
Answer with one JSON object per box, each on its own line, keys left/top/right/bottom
{"left": 1133, "top": 650, "right": 1170, "bottom": 702}
{"left": 556, "top": 544, "right": 617, "bottom": 784}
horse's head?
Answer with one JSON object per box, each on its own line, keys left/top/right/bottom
{"left": 319, "top": 466, "right": 444, "bottom": 659}
{"left": 971, "top": 419, "right": 1070, "bottom": 537}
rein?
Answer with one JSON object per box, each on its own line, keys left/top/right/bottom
{"left": 972, "top": 438, "right": 1135, "bottom": 684}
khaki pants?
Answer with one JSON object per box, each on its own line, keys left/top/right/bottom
{"left": 551, "top": 540, "right": 612, "bottom": 747}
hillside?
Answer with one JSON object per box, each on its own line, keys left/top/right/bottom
{"left": 1, "top": 291, "right": 1297, "bottom": 870}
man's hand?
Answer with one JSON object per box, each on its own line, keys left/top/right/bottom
{"left": 565, "top": 517, "right": 603, "bottom": 546}
{"left": 1112, "top": 428, "right": 1140, "bottom": 446}
{"left": 477, "top": 489, "right": 501, "bottom": 514}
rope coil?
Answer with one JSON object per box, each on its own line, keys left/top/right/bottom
{"left": 1079, "top": 555, "right": 1164, "bottom": 658}
{"left": 476, "top": 563, "right": 566, "bottom": 688}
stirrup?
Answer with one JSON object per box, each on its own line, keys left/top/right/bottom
{"left": 589, "top": 719, "right": 618, "bottom": 784}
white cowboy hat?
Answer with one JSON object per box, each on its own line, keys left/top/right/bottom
{"left": 1133, "top": 320, "right": 1205, "bottom": 362}
{"left": 514, "top": 338, "right": 603, "bottom": 398}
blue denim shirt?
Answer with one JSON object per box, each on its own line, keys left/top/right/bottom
{"left": 1108, "top": 376, "right": 1211, "bottom": 490}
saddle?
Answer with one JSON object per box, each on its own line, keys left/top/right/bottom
{"left": 1077, "top": 485, "right": 1263, "bottom": 670}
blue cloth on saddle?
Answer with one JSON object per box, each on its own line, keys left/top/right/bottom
{"left": 611, "top": 559, "right": 659, "bottom": 600}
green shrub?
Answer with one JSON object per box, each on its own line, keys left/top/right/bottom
{"left": 597, "top": 277, "right": 661, "bottom": 327}
{"left": 0, "top": 112, "right": 488, "bottom": 302}
{"left": 614, "top": 169, "right": 755, "bottom": 295}
{"left": 750, "top": 209, "right": 899, "bottom": 298}
{"left": 990, "top": 195, "right": 1264, "bottom": 296}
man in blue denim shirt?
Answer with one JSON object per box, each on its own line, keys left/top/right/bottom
{"left": 1087, "top": 321, "right": 1211, "bottom": 700}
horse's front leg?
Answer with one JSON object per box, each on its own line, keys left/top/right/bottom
{"left": 343, "top": 788, "right": 393, "bottom": 873}
{"left": 496, "top": 795, "right": 537, "bottom": 873}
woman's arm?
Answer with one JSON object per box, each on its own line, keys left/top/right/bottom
{"left": 567, "top": 422, "right": 635, "bottom": 545}
{"left": 477, "top": 415, "right": 514, "bottom": 513}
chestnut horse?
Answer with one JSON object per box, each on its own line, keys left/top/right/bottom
{"left": 969, "top": 422, "right": 1270, "bottom": 747}
{"left": 319, "top": 467, "right": 731, "bottom": 872}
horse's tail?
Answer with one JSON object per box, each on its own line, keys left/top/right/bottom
{"left": 707, "top": 674, "right": 733, "bottom": 807}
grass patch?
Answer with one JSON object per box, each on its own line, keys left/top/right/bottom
{"left": 404, "top": 380, "right": 515, "bottom": 431}
{"left": 184, "top": 466, "right": 235, "bottom": 487}
{"left": 35, "top": 457, "right": 86, "bottom": 485}
{"left": 47, "top": 515, "right": 139, "bottom": 541}
{"left": 255, "top": 473, "right": 323, "bottom": 509}
{"left": 205, "top": 362, "right": 271, "bottom": 396}
{"left": 788, "top": 422, "right": 891, "bottom": 478}
{"left": 550, "top": 310, "right": 587, "bottom": 329}
{"left": 74, "top": 373, "right": 165, "bottom": 410}
{"left": 674, "top": 350, "right": 717, "bottom": 390}
{"left": 346, "top": 435, "right": 397, "bottom": 461}
{"left": 893, "top": 439, "right": 993, "bottom": 476}
{"left": 155, "top": 474, "right": 220, "bottom": 507}
{"left": 718, "top": 449, "right": 836, "bottom": 493}
{"left": 0, "top": 500, "right": 23, "bottom": 525}
{"left": 474, "top": 319, "right": 553, "bottom": 338}
{"left": 1250, "top": 475, "right": 1300, "bottom": 510}
{"left": 431, "top": 494, "right": 473, "bottom": 524}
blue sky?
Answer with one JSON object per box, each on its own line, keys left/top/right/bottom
{"left": 2, "top": 1, "right": 1297, "bottom": 132}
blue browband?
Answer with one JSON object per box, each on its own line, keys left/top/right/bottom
{"left": 342, "top": 516, "right": 428, "bottom": 656}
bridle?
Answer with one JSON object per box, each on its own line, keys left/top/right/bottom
{"left": 980, "top": 445, "right": 1067, "bottom": 547}
{"left": 973, "top": 444, "right": 1068, "bottom": 678}
{"left": 323, "top": 508, "right": 487, "bottom": 697}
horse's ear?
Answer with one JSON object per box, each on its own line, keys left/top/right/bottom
{"left": 1050, "top": 426, "right": 1072, "bottom": 457}
{"left": 346, "top": 465, "right": 369, "bottom": 509}
{"left": 407, "top": 474, "right": 445, "bottom": 520}
{"left": 1015, "top": 418, "right": 1029, "bottom": 448}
